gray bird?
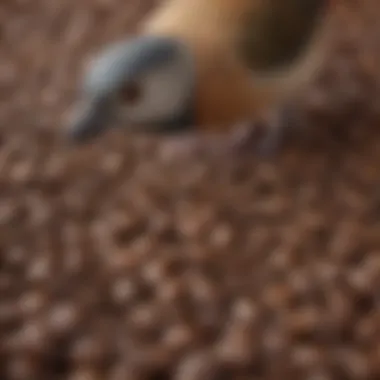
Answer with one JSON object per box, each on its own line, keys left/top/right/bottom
{"left": 67, "top": 0, "right": 332, "bottom": 153}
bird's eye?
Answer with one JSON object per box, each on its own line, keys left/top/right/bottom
{"left": 120, "top": 81, "right": 142, "bottom": 104}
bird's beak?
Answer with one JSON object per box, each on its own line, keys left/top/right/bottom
{"left": 66, "top": 98, "right": 112, "bottom": 144}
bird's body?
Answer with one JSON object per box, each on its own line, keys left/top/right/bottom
{"left": 67, "top": 0, "right": 333, "bottom": 153}
{"left": 143, "top": 0, "right": 269, "bottom": 130}
{"left": 143, "top": 0, "right": 332, "bottom": 131}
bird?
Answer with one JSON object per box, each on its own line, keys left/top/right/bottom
{"left": 66, "top": 0, "right": 334, "bottom": 155}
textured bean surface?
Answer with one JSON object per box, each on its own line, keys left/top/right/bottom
{"left": 1, "top": 1, "right": 380, "bottom": 379}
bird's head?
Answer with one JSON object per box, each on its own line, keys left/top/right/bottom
{"left": 66, "top": 36, "right": 196, "bottom": 143}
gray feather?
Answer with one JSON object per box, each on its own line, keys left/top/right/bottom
{"left": 83, "top": 36, "right": 185, "bottom": 96}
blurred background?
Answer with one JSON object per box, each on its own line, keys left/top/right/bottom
{"left": 0, "top": 1, "right": 380, "bottom": 379}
